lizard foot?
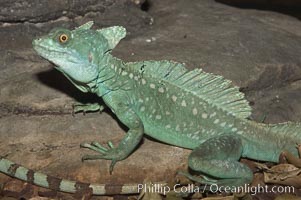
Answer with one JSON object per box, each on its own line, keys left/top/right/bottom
{"left": 81, "top": 141, "right": 121, "bottom": 173}
{"left": 72, "top": 103, "right": 104, "bottom": 116}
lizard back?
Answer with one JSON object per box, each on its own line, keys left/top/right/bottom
{"left": 123, "top": 60, "right": 252, "bottom": 148}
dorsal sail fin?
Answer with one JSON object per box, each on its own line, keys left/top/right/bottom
{"left": 130, "top": 60, "right": 252, "bottom": 119}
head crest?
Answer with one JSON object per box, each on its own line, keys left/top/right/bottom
{"left": 75, "top": 21, "right": 94, "bottom": 30}
{"left": 97, "top": 26, "right": 126, "bottom": 49}
{"left": 74, "top": 21, "right": 126, "bottom": 49}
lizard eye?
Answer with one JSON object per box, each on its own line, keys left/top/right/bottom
{"left": 59, "top": 34, "right": 68, "bottom": 43}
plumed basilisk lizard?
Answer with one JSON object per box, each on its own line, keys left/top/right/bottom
{"left": 1, "top": 21, "right": 301, "bottom": 195}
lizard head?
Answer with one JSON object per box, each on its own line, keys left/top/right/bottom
{"left": 32, "top": 21, "right": 126, "bottom": 91}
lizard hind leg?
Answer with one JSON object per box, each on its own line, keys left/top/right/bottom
{"left": 183, "top": 134, "right": 253, "bottom": 188}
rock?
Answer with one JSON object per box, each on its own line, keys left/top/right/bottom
{"left": 0, "top": 0, "right": 149, "bottom": 24}
{"left": 0, "top": 0, "right": 301, "bottom": 199}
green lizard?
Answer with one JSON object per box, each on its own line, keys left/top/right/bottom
{"left": 1, "top": 21, "right": 300, "bottom": 195}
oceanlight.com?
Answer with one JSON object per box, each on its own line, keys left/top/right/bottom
{"left": 137, "top": 183, "right": 295, "bottom": 196}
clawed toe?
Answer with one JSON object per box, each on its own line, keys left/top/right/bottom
{"left": 80, "top": 141, "right": 119, "bottom": 160}
{"left": 81, "top": 154, "right": 105, "bottom": 161}
{"left": 80, "top": 140, "right": 123, "bottom": 173}
{"left": 81, "top": 141, "right": 112, "bottom": 153}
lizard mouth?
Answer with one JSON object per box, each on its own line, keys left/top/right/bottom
{"left": 33, "top": 41, "right": 69, "bottom": 59}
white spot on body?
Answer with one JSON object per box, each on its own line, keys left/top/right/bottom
{"left": 134, "top": 76, "right": 139, "bottom": 81}
{"left": 214, "top": 119, "right": 220, "bottom": 124}
{"left": 155, "top": 115, "right": 162, "bottom": 119}
{"left": 172, "top": 95, "right": 177, "bottom": 102}
{"left": 193, "top": 131, "right": 200, "bottom": 135}
{"left": 192, "top": 108, "right": 198, "bottom": 115}
{"left": 202, "top": 113, "right": 208, "bottom": 119}
{"left": 192, "top": 135, "right": 199, "bottom": 139}
{"left": 129, "top": 73, "right": 134, "bottom": 79}
{"left": 140, "top": 106, "right": 145, "bottom": 112}
{"left": 141, "top": 79, "right": 146, "bottom": 85}
{"left": 237, "top": 131, "right": 243, "bottom": 135}
{"left": 138, "top": 99, "right": 143, "bottom": 103}
{"left": 231, "top": 128, "right": 238, "bottom": 132}
{"left": 166, "top": 111, "right": 171, "bottom": 115}
{"left": 158, "top": 87, "right": 164, "bottom": 93}
{"left": 210, "top": 112, "right": 216, "bottom": 118}
{"left": 121, "top": 71, "right": 128, "bottom": 76}
{"left": 150, "top": 83, "right": 156, "bottom": 89}
{"left": 220, "top": 122, "right": 226, "bottom": 127}
{"left": 166, "top": 124, "right": 171, "bottom": 129}
{"left": 181, "top": 100, "right": 187, "bottom": 107}
{"left": 145, "top": 97, "right": 149, "bottom": 102}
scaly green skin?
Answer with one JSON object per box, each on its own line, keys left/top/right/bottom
{"left": 1, "top": 21, "right": 300, "bottom": 195}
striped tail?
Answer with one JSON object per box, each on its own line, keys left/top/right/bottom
{"left": 0, "top": 157, "right": 138, "bottom": 195}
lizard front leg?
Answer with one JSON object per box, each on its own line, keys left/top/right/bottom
{"left": 81, "top": 101, "right": 144, "bottom": 173}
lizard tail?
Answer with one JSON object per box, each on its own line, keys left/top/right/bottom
{"left": 0, "top": 157, "right": 138, "bottom": 195}
{"left": 266, "top": 121, "right": 301, "bottom": 139}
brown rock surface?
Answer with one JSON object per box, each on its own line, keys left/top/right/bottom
{"left": 0, "top": 0, "right": 301, "bottom": 199}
